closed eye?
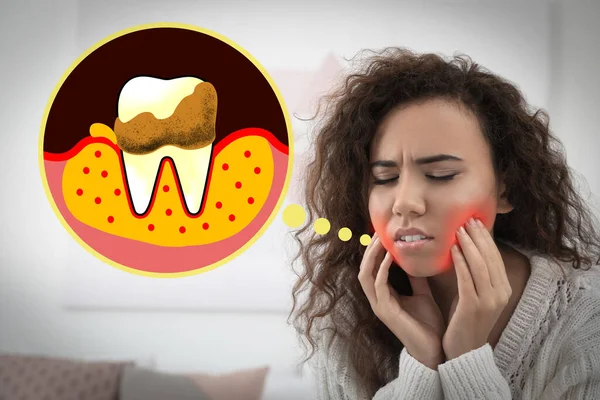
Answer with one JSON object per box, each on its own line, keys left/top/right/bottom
{"left": 373, "top": 174, "right": 457, "bottom": 185}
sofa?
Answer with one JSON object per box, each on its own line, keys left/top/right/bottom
{"left": 0, "top": 353, "right": 315, "bottom": 400}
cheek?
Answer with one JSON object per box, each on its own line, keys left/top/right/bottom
{"left": 368, "top": 192, "right": 395, "bottom": 249}
{"left": 444, "top": 196, "right": 497, "bottom": 245}
{"left": 368, "top": 192, "right": 389, "bottom": 229}
{"left": 367, "top": 185, "right": 498, "bottom": 263}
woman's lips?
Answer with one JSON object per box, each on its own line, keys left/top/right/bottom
{"left": 394, "top": 237, "right": 434, "bottom": 252}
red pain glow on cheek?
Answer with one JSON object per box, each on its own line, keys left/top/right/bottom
{"left": 439, "top": 206, "right": 490, "bottom": 271}
{"left": 369, "top": 206, "right": 490, "bottom": 272}
{"left": 450, "top": 207, "right": 487, "bottom": 243}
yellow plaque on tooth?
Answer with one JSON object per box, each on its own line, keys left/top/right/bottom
{"left": 113, "top": 78, "right": 218, "bottom": 155}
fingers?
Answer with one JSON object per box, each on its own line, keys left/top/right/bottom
{"left": 459, "top": 219, "right": 511, "bottom": 301}
{"left": 358, "top": 233, "right": 383, "bottom": 307}
{"left": 389, "top": 284, "right": 404, "bottom": 304}
{"left": 374, "top": 251, "right": 394, "bottom": 304}
{"left": 456, "top": 221, "right": 491, "bottom": 295}
{"left": 451, "top": 244, "right": 476, "bottom": 298}
{"left": 477, "top": 222, "right": 511, "bottom": 290}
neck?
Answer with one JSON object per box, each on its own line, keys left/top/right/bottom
{"left": 427, "top": 266, "right": 459, "bottom": 326}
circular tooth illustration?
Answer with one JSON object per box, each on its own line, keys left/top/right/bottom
{"left": 40, "top": 24, "right": 293, "bottom": 276}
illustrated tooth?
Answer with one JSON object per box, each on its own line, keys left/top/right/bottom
{"left": 121, "top": 145, "right": 212, "bottom": 214}
{"left": 113, "top": 76, "right": 217, "bottom": 214}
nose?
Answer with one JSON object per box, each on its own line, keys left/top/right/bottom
{"left": 391, "top": 170, "right": 426, "bottom": 217}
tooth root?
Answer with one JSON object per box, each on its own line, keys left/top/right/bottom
{"left": 122, "top": 150, "right": 164, "bottom": 214}
{"left": 170, "top": 145, "right": 212, "bottom": 214}
{"left": 122, "top": 145, "right": 212, "bottom": 215}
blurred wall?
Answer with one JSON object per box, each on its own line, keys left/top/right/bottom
{"left": 547, "top": 0, "right": 600, "bottom": 215}
{"left": 0, "top": 0, "right": 597, "bottom": 374}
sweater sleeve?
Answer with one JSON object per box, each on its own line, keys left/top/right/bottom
{"left": 543, "top": 378, "right": 600, "bottom": 399}
{"left": 312, "top": 333, "right": 443, "bottom": 399}
{"left": 437, "top": 343, "right": 600, "bottom": 400}
{"left": 438, "top": 343, "right": 512, "bottom": 400}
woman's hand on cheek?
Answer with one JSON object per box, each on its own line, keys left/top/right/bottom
{"left": 358, "top": 233, "right": 446, "bottom": 370}
{"left": 442, "top": 218, "right": 513, "bottom": 360}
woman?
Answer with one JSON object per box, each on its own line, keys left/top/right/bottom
{"left": 289, "top": 47, "right": 600, "bottom": 399}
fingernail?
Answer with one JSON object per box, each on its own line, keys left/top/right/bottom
{"left": 458, "top": 226, "right": 466, "bottom": 234}
{"left": 468, "top": 217, "right": 476, "bottom": 227}
{"left": 477, "top": 219, "right": 484, "bottom": 228}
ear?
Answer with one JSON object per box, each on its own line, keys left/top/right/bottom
{"left": 496, "top": 179, "right": 514, "bottom": 214}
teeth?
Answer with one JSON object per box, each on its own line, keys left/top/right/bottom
{"left": 400, "top": 235, "right": 427, "bottom": 242}
{"left": 114, "top": 76, "right": 217, "bottom": 215}
{"left": 118, "top": 76, "right": 204, "bottom": 123}
{"left": 122, "top": 145, "right": 211, "bottom": 214}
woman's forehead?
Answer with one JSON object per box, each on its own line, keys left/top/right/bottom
{"left": 371, "top": 100, "right": 487, "bottom": 160}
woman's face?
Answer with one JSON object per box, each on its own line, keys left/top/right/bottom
{"left": 368, "top": 98, "right": 512, "bottom": 277}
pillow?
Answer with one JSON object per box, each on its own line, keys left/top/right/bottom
{"left": 0, "top": 354, "right": 131, "bottom": 400}
{"left": 119, "top": 365, "right": 209, "bottom": 400}
{"left": 187, "top": 366, "right": 270, "bottom": 400}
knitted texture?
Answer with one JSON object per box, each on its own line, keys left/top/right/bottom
{"left": 309, "top": 241, "right": 600, "bottom": 399}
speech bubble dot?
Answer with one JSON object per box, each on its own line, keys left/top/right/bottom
{"left": 338, "top": 227, "right": 352, "bottom": 241}
{"left": 360, "top": 234, "right": 371, "bottom": 246}
{"left": 282, "top": 204, "right": 306, "bottom": 228}
{"left": 314, "top": 218, "right": 331, "bottom": 235}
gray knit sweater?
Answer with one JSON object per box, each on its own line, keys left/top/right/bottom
{"left": 309, "top": 242, "right": 600, "bottom": 399}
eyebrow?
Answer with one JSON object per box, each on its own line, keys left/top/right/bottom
{"left": 370, "top": 154, "right": 464, "bottom": 168}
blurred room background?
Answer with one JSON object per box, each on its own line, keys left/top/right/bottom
{"left": 1, "top": 0, "right": 599, "bottom": 398}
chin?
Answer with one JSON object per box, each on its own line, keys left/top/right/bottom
{"left": 405, "top": 269, "right": 435, "bottom": 278}
{"left": 391, "top": 257, "right": 435, "bottom": 277}
{"left": 391, "top": 250, "right": 453, "bottom": 278}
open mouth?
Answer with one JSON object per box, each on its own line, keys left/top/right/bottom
{"left": 394, "top": 237, "right": 434, "bottom": 251}
{"left": 397, "top": 235, "right": 433, "bottom": 242}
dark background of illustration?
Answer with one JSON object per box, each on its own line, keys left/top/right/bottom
{"left": 43, "top": 27, "right": 289, "bottom": 154}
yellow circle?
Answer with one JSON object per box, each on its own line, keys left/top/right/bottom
{"left": 37, "top": 22, "right": 295, "bottom": 278}
{"left": 313, "top": 218, "right": 331, "bottom": 235}
{"left": 282, "top": 204, "right": 306, "bottom": 228}
{"left": 338, "top": 227, "right": 352, "bottom": 242}
{"left": 360, "top": 234, "right": 371, "bottom": 246}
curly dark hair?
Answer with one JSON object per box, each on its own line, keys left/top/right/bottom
{"left": 287, "top": 47, "right": 600, "bottom": 396}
